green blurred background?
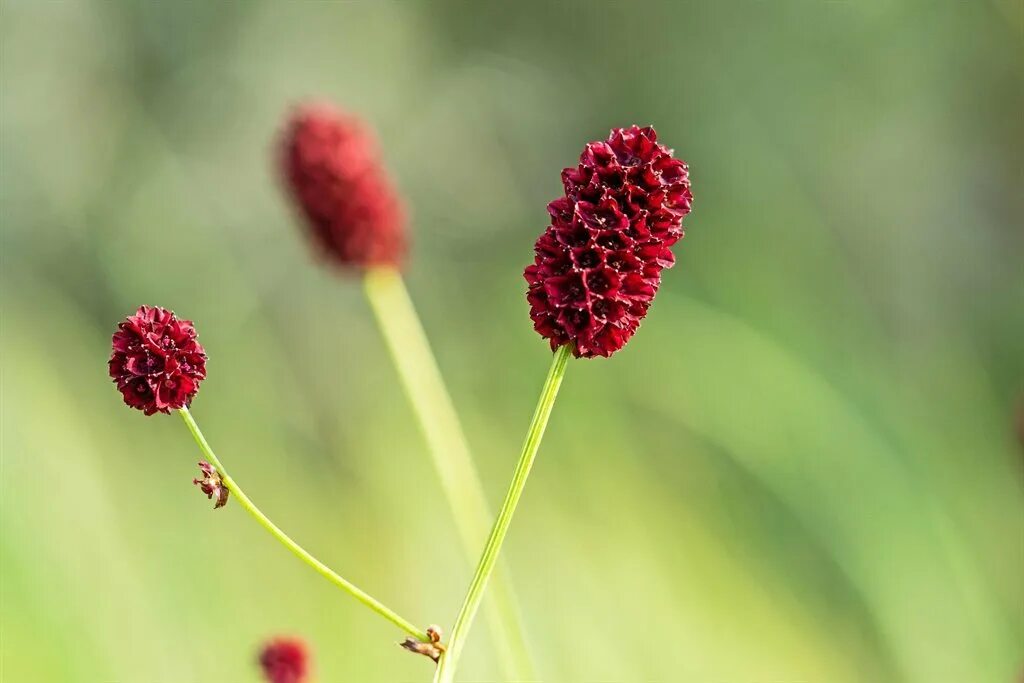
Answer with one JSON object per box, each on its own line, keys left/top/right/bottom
{"left": 2, "top": 1, "right": 1022, "bottom": 681}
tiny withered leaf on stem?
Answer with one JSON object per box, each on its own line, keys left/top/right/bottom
{"left": 108, "top": 305, "right": 207, "bottom": 415}
{"left": 192, "top": 461, "right": 229, "bottom": 509}
{"left": 400, "top": 624, "right": 446, "bottom": 663}
{"left": 280, "top": 102, "right": 407, "bottom": 270}
{"left": 259, "top": 637, "right": 310, "bottom": 683}
{"left": 525, "top": 126, "right": 693, "bottom": 358}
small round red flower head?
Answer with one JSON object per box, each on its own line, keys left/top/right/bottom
{"left": 108, "top": 306, "right": 207, "bottom": 415}
{"left": 280, "top": 102, "right": 407, "bottom": 269}
{"left": 259, "top": 637, "right": 309, "bottom": 683}
{"left": 524, "top": 126, "right": 692, "bottom": 358}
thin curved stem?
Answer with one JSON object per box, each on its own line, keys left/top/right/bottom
{"left": 434, "top": 345, "right": 571, "bottom": 683}
{"left": 363, "top": 267, "right": 536, "bottom": 679}
{"left": 177, "top": 407, "right": 430, "bottom": 642}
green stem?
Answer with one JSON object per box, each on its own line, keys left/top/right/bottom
{"left": 434, "top": 344, "right": 571, "bottom": 683}
{"left": 363, "top": 267, "right": 536, "bottom": 679}
{"left": 177, "top": 407, "right": 430, "bottom": 642}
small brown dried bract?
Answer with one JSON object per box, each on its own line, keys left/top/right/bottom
{"left": 400, "top": 625, "right": 446, "bottom": 663}
{"left": 193, "top": 461, "right": 229, "bottom": 509}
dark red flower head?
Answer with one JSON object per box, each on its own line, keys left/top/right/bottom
{"left": 524, "top": 126, "right": 692, "bottom": 358}
{"left": 109, "top": 306, "right": 207, "bottom": 415}
{"left": 259, "top": 637, "right": 309, "bottom": 683}
{"left": 280, "top": 102, "right": 407, "bottom": 269}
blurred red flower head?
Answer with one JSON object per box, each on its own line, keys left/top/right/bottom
{"left": 109, "top": 306, "right": 206, "bottom": 415}
{"left": 280, "top": 102, "right": 407, "bottom": 269}
{"left": 259, "top": 637, "right": 309, "bottom": 683}
{"left": 524, "top": 126, "right": 692, "bottom": 358}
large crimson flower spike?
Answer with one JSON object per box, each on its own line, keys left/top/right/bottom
{"left": 280, "top": 102, "right": 407, "bottom": 269}
{"left": 436, "top": 126, "right": 692, "bottom": 682}
{"left": 525, "top": 126, "right": 693, "bottom": 357}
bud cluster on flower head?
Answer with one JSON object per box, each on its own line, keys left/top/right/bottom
{"left": 108, "top": 306, "right": 207, "bottom": 415}
{"left": 280, "top": 102, "right": 407, "bottom": 269}
{"left": 524, "top": 126, "right": 692, "bottom": 358}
